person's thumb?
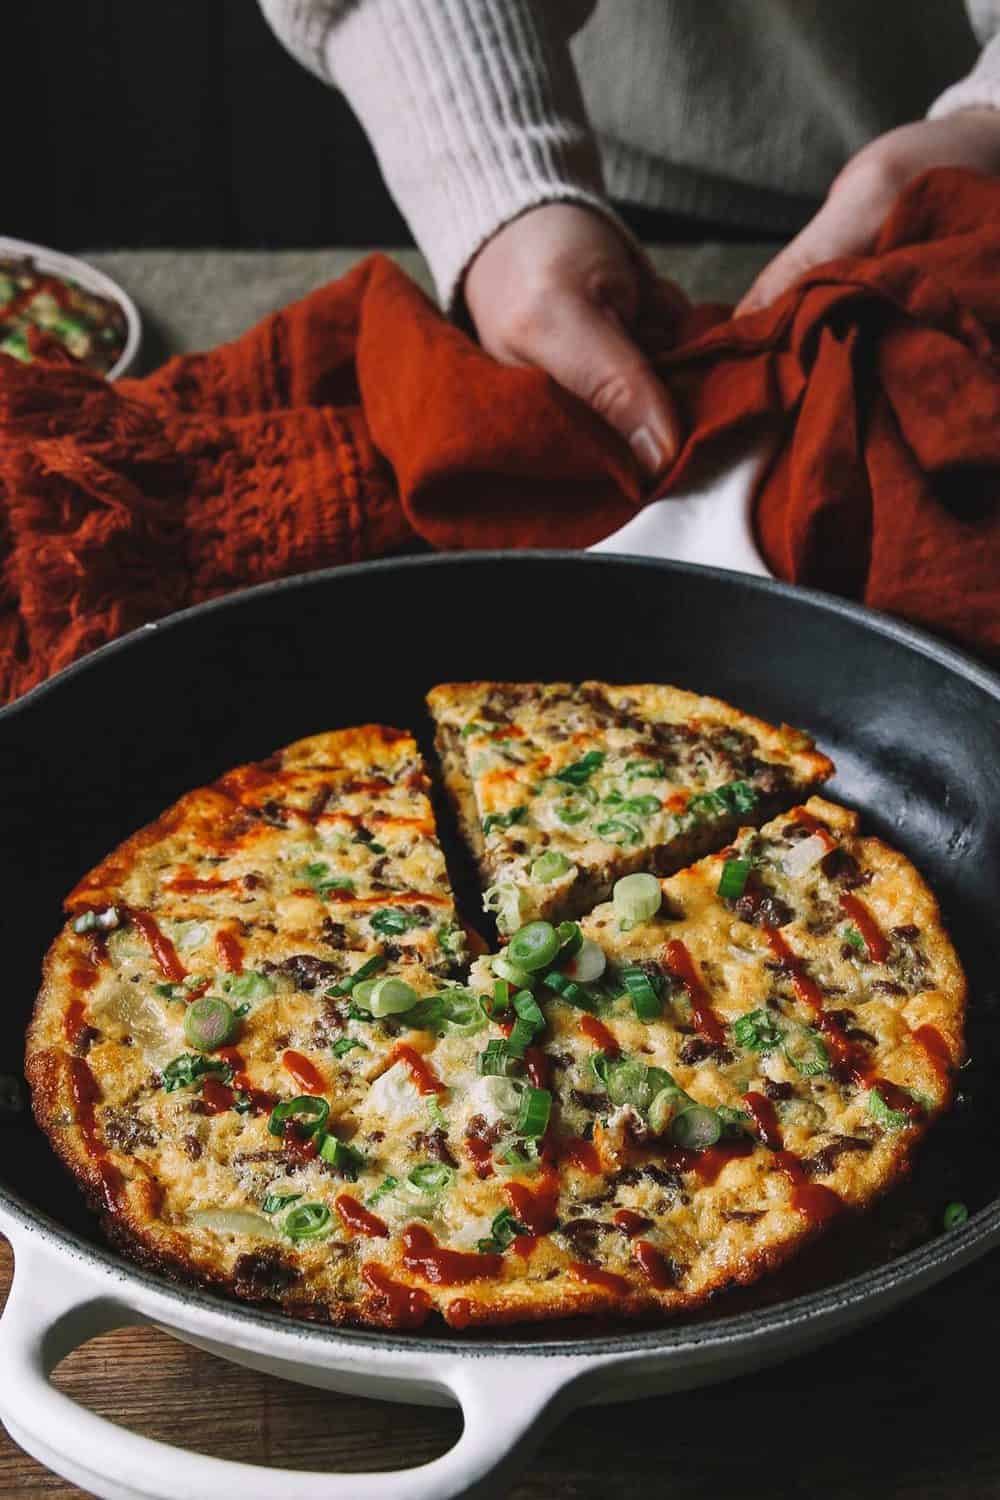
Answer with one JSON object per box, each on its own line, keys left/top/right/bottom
{"left": 520, "top": 290, "right": 681, "bottom": 474}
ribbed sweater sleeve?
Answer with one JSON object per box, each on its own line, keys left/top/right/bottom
{"left": 929, "top": 23, "right": 1000, "bottom": 118}
{"left": 259, "top": 0, "right": 625, "bottom": 309}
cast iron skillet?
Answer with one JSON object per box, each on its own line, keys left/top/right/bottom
{"left": 1, "top": 552, "right": 999, "bottom": 1500}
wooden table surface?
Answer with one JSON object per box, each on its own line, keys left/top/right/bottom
{"left": 2, "top": 1229, "right": 998, "bottom": 1498}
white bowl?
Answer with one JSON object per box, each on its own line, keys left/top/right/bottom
{"left": 0, "top": 235, "right": 142, "bottom": 380}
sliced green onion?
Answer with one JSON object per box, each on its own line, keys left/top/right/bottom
{"left": 717, "top": 858, "right": 751, "bottom": 901}
{"left": 183, "top": 997, "right": 238, "bottom": 1052}
{"left": 482, "top": 805, "right": 527, "bottom": 837}
{"left": 326, "top": 952, "right": 387, "bottom": 997}
{"left": 492, "top": 978, "right": 512, "bottom": 1012}
{"left": 407, "top": 1162, "right": 455, "bottom": 1196}
{"left": 300, "top": 861, "right": 354, "bottom": 897}
{"left": 401, "top": 995, "right": 447, "bottom": 1029}
{"left": 477, "top": 1206, "right": 529, "bottom": 1253}
{"left": 427, "top": 1095, "right": 449, "bottom": 1130}
{"left": 620, "top": 965, "right": 662, "bottom": 1021}
{"left": 590, "top": 1051, "right": 611, "bottom": 1088}
{"left": 331, "top": 1037, "right": 368, "bottom": 1058}
{"left": 542, "top": 970, "right": 588, "bottom": 1008}
{"left": 513, "top": 989, "right": 545, "bottom": 1029}
{"left": 943, "top": 1201, "right": 969, "bottom": 1230}
{"left": 477, "top": 1039, "right": 519, "bottom": 1077}
{"left": 841, "top": 924, "right": 865, "bottom": 953}
{"left": 516, "top": 1086, "right": 552, "bottom": 1137}
{"left": 612, "top": 872, "right": 662, "bottom": 928}
{"left": 368, "top": 977, "right": 419, "bottom": 1017}
{"left": 868, "top": 1088, "right": 912, "bottom": 1131}
{"left": 733, "top": 1008, "right": 783, "bottom": 1054}
{"left": 438, "top": 988, "right": 489, "bottom": 1036}
{"left": 317, "top": 1133, "right": 365, "bottom": 1178}
{"left": 506, "top": 1017, "right": 538, "bottom": 1058}
{"left": 531, "top": 851, "right": 573, "bottom": 883}
{"left": 556, "top": 921, "right": 583, "bottom": 959}
{"left": 282, "top": 1202, "right": 332, "bottom": 1241}
{"left": 482, "top": 882, "right": 524, "bottom": 936}
{"left": 724, "top": 780, "right": 758, "bottom": 814}
{"left": 231, "top": 1090, "right": 252, "bottom": 1113}
{"left": 350, "top": 980, "right": 377, "bottom": 1012}
{"left": 648, "top": 1087, "right": 685, "bottom": 1136}
{"left": 368, "top": 1175, "right": 398, "bottom": 1206}
{"left": 554, "top": 795, "right": 592, "bottom": 825}
{"left": 715, "top": 1104, "right": 751, "bottom": 1137}
{"left": 554, "top": 751, "right": 605, "bottom": 786}
{"left": 492, "top": 954, "right": 533, "bottom": 989}
{"left": 508, "top": 921, "right": 561, "bottom": 972}
{"left": 228, "top": 970, "right": 275, "bottom": 1001}
{"left": 670, "top": 1104, "right": 722, "bottom": 1150}
{"left": 500, "top": 1140, "right": 541, "bottom": 1173}
{"left": 561, "top": 937, "right": 606, "bottom": 983}
{"left": 268, "top": 1096, "right": 330, "bottom": 1138}
{"left": 261, "top": 1192, "right": 302, "bottom": 1215}
{"left": 594, "top": 818, "right": 642, "bottom": 846}
{"left": 160, "top": 1054, "right": 233, "bottom": 1093}
{"left": 370, "top": 907, "right": 417, "bottom": 936}
{"left": 625, "top": 759, "right": 665, "bottom": 779}
{"left": 607, "top": 1058, "right": 653, "bottom": 1109}
{"left": 783, "top": 1028, "right": 830, "bottom": 1077}
{"left": 368, "top": 842, "right": 387, "bottom": 855}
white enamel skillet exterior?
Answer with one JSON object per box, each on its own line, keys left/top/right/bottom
{"left": 2, "top": 553, "right": 1000, "bottom": 1497}
{"left": 3, "top": 1191, "right": 1000, "bottom": 1500}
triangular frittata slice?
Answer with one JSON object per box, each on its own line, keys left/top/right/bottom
{"left": 428, "top": 681, "right": 833, "bottom": 932}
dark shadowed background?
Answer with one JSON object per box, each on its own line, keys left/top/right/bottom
{"left": 7, "top": 0, "right": 773, "bottom": 254}
{"left": 7, "top": 0, "right": 412, "bottom": 250}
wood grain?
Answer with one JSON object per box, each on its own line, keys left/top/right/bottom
{"left": 2, "top": 1231, "right": 999, "bottom": 1498}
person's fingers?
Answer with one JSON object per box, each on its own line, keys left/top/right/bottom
{"left": 735, "top": 155, "right": 910, "bottom": 316}
{"left": 503, "top": 289, "right": 681, "bottom": 473}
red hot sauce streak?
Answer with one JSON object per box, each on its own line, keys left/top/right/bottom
{"left": 505, "top": 1167, "right": 560, "bottom": 1236}
{"left": 213, "top": 1047, "right": 276, "bottom": 1116}
{"left": 128, "top": 910, "right": 186, "bottom": 983}
{"left": 742, "top": 1091, "right": 845, "bottom": 1226}
{"left": 567, "top": 1261, "right": 631, "bottom": 1295}
{"left": 663, "top": 940, "right": 727, "bottom": 1045}
{"left": 913, "top": 1024, "right": 952, "bottom": 1083}
{"left": 465, "top": 1136, "right": 494, "bottom": 1179}
{"left": 282, "top": 1050, "right": 326, "bottom": 1095}
{"left": 200, "top": 1077, "right": 235, "bottom": 1115}
{"left": 762, "top": 925, "right": 865, "bottom": 1083}
{"left": 613, "top": 1208, "right": 652, "bottom": 1237}
{"left": 388, "top": 1044, "right": 447, "bottom": 1096}
{"left": 401, "top": 1224, "right": 502, "bottom": 1284}
{"left": 335, "top": 1194, "right": 389, "bottom": 1238}
{"left": 560, "top": 1137, "right": 602, "bottom": 1174}
{"left": 659, "top": 1136, "right": 754, "bottom": 1185}
{"left": 742, "top": 1091, "right": 784, "bottom": 1152}
{"left": 524, "top": 1047, "right": 551, "bottom": 1090}
{"left": 362, "top": 1263, "right": 431, "bottom": 1329}
{"left": 579, "top": 1014, "right": 620, "bottom": 1057}
{"left": 68, "top": 1058, "right": 125, "bottom": 1212}
{"left": 215, "top": 929, "right": 244, "bottom": 973}
{"left": 632, "top": 1240, "right": 675, "bottom": 1290}
{"left": 792, "top": 808, "right": 836, "bottom": 845}
{"left": 838, "top": 892, "right": 889, "bottom": 963}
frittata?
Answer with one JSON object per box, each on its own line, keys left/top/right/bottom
{"left": 428, "top": 681, "right": 833, "bottom": 929}
{"left": 26, "top": 720, "right": 964, "bottom": 1331}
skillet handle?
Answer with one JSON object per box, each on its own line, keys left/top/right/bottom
{"left": 0, "top": 1238, "right": 583, "bottom": 1500}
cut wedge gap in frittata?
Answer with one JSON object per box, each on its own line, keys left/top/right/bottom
{"left": 427, "top": 681, "right": 834, "bottom": 934}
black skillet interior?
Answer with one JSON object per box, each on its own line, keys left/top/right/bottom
{"left": 2, "top": 551, "right": 1000, "bottom": 1306}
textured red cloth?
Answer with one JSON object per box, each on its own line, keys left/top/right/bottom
{"left": 1, "top": 167, "right": 997, "bottom": 702}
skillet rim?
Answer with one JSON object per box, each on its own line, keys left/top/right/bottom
{"left": 3, "top": 549, "right": 999, "bottom": 1357}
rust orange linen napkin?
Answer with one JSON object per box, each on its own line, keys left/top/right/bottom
{"left": 1, "top": 167, "right": 997, "bottom": 703}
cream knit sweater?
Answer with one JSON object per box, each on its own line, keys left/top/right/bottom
{"left": 259, "top": 0, "right": 1000, "bottom": 307}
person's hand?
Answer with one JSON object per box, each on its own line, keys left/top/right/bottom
{"left": 464, "top": 202, "right": 681, "bottom": 475}
{"left": 737, "top": 109, "right": 1000, "bottom": 316}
